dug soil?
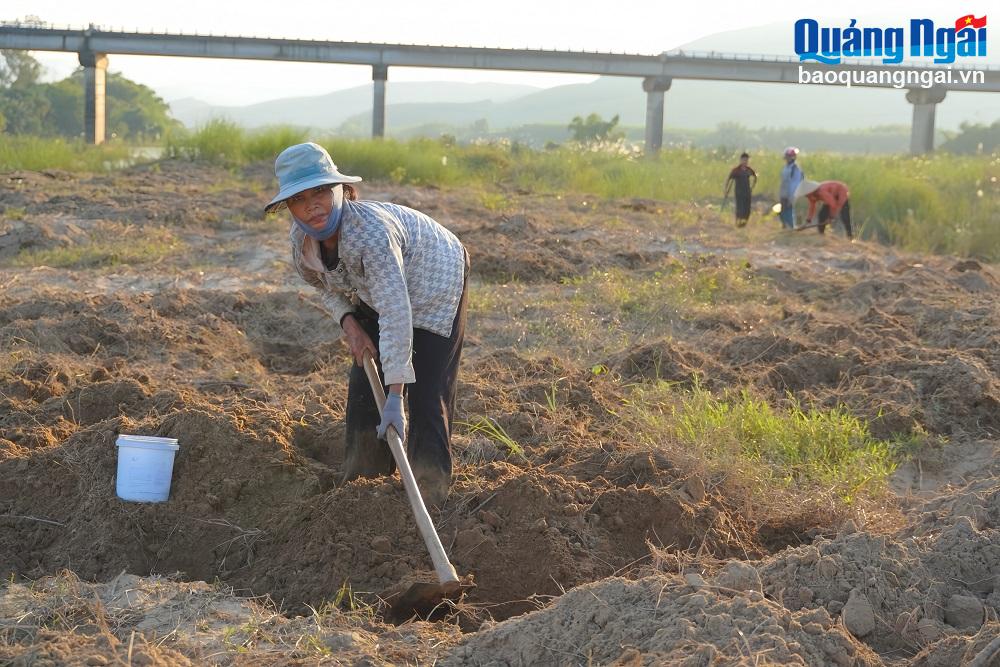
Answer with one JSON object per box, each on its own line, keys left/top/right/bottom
{"left": 1, "top": 162, "right": 999, "bottom": 665}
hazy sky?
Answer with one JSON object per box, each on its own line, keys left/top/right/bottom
{"left": 3, "top": 1, "right": 994, "bottom": 105}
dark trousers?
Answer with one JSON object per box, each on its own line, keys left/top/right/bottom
{"left": 817, "top": 200, "right": 853, "bottom": 239}
{"left": 778, "top": 198, "right": 795, "bottom": 229}
{"left": 734, "top": 184, "right": 751, "bottom": 223}
{"left": 341, "top": 257, "right": 468, "bottom": 488}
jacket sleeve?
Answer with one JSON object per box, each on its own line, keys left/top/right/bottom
{"left": 362, "top": 229, "right": 416, "bottom": 385}
{"left": 806, "top": 195, "right": 818, "bottom": 222}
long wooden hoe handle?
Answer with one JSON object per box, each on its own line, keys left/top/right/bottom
{"left": 362, "top": 352, "right": 459, "bottom": 586}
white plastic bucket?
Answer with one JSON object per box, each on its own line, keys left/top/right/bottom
{"left": 115, "top": 435, "right": 179, "bottom": 502}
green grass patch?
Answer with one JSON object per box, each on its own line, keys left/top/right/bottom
{"left": 3, "top": 207, "right": 27, "bottom": 221}
{"left": 0, "top": 135, "right": 133, "bottom": 172}
{"left": 10, "top": 227, "right": 185, "bottom": 269}
{"left": 460, "top": 417, "right": 526, "bottom": 459}
{"left": 469, "top": 259, "right": 770, "bottom": 361}
{"left": 326, "top": 139, "right": 999, "bottom": 261}
{"left": 622, "top": 382, "right": 904, "bottom": 502}
{"left": 10, "top": 128, "right": 998, "bottom": 261}
{"left": 562, "top": 260, "right": 762, "bottom": 313}
{"left": 165, "top": 121, "right": 309, "bottom": 166}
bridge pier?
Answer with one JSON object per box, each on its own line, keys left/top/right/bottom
{"left": 642, "top": 76, "right": 672, "bottom": 156}
{"left": 372, "top": 65, "right": 388, "bottom": 139}
{"left": 78, "top": 50, "right": 108, "bottom": 145}
{"left": 906, "top": 87, "right": 946, "bottom": 154}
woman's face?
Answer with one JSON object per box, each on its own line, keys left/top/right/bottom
{"left": 287, "top": 185, "right": 334, "bottom": 231}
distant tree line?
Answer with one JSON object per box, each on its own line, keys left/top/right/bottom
{"left": 0, "top": 50, "right": 178, "bottom": 140}
{"left": 940, "top": 120, "right": 1000, "bottom": 154}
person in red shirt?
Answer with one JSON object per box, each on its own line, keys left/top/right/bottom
{"left": 794, "top": 180, "right": 852, "bottom": 240}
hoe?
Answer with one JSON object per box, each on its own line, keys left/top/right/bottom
{"left": 362, "top": 351, "right": 471, "bottom": 623}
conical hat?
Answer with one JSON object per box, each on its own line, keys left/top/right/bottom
{"left": 794, "top": 180, "right": 820, "bottom": 200}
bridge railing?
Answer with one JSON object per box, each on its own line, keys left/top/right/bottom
{"left": 3, "top": 21, "right": 998, "bottom": 73}
{"left": 661, "top": 48, "right": 1000, "bottom": 72}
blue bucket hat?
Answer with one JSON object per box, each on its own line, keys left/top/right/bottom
{"left": 265, "top": 142, "right": 361, "bottom": 213}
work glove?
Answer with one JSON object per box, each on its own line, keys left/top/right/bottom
{"left": 377, "top": 392, "right": 407, "bottom": 441}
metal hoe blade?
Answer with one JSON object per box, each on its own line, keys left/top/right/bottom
{"left": 386, "top": 579, "right": 469, "bottom": 624}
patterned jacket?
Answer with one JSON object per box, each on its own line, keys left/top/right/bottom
{"left": 290, "top": 199, "right": 466, "bottom": 385}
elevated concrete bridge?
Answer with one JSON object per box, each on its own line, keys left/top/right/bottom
{"left": 2, "top": 23, "right": 999, "bottom": 153}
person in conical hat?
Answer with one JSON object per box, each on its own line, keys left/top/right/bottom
{"left": 795, "top": 179, "right": 853, "bottom": 240}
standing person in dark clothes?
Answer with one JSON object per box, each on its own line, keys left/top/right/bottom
{"left": 266, "top": 142, "right": 469, "bottom": 507}
{"left": 724, "top": 152, "right": 757, "bottom": 227}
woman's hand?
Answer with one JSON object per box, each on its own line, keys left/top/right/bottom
{"left": 377, "top": 391, "right": 407, "bottom": 442}
{"left": 341, "top": 314, "right": 378, "bottom": 366}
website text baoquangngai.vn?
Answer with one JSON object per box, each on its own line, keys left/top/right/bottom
{"left": 798, "top": 66, "right": 985, "bottom": 89}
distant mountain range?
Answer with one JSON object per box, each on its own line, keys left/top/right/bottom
{"left": 168, "top": 22, "right": 1000, "bottom": 135}
{"left": 168, "top": 81, "right": 539, "bottom": 130}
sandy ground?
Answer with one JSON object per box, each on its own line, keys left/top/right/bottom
{"left": 1, "top": 161, "right": 999, "bottom": 666}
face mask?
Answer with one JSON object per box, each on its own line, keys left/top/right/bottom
{"left": 292, "top": 184, "right": 344, "bottom": 241}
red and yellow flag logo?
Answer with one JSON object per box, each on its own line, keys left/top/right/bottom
{"left": 955, "top": 14, "right": 988, "bottom": 31}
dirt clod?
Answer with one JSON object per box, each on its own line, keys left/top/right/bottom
{"left": 944, "top": 594, "right": 984, "bottom": 631}
{"left": 715, "top": 561, "right": 762, "bottom": 592}
{"left": 843, "top": 588, "right": 877, "bottom": 638}
{"left": 371, "top": 536, "right": 392, "bottom": 553}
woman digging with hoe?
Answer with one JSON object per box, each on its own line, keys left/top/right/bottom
{"left": 266, "top": 143, "right": 471, "bottom": 621}
{"left": 265, "top": 142, "right": 470, "bottom": 509}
